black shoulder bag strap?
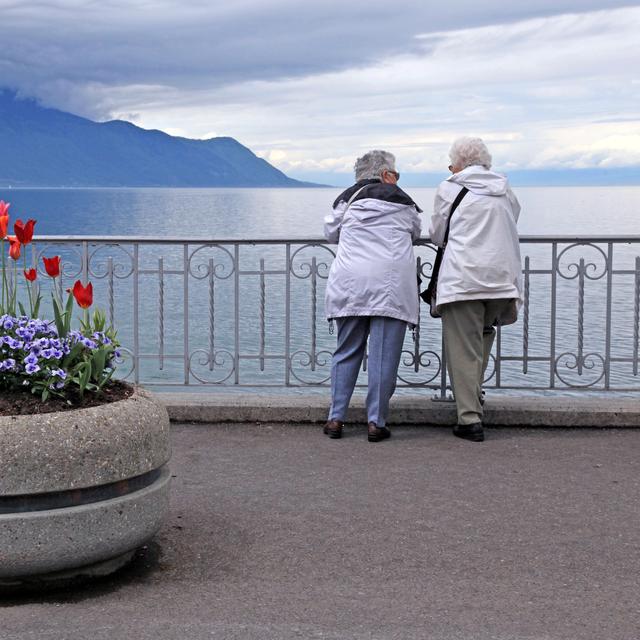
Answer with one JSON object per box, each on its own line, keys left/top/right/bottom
{"left": 420, "top": 186, "right": 469, "bottom": 310}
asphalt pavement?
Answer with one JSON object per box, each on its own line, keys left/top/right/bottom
{"left": 2, "top": 422, "right": 640, "bottom": 640}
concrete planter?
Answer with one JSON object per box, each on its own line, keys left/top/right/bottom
{"left": 0, "top": 386, "right": 171, "bottom": 587}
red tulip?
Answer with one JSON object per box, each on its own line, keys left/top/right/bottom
{"left": 72, "top": 280, "right": 93, "bottom": 309}
{"left": 43, "top": 255, "right": 61, "bottom": 278}
{"left": 24, "top": 268, "right": 37, "bottom": 282}
{"left": 8, "top": 236, "right": 21, "bottom": 260}
{"left": 0, "top": 201, "right": 9, "bottom": 239}
{"left": 14, "top": 218, "right": 36, "bottom": 245}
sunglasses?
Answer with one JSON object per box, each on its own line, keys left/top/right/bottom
{"left": 385, "top": 170, "right": 400, "bottom": 180}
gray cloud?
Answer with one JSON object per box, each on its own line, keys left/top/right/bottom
{"left": 1, "top": 0, "right": 639, "bottom": 117}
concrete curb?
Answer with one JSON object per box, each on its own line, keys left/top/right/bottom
{"left": 156, "top": 392, "right": 640, "bottom": 428}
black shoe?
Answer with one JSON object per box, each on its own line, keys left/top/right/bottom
{"left": 453, "top": 422, "right": 484, "bottom": 442}
{"left": 323, "top": 420, "right": 343, "bottom": 439}
{"left": 368, "top": 422, "right": 391, "bottom": 443}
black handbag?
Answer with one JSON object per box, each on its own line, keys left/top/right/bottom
{"left": 420, "top": 187, "right": 469, "bottom": 318}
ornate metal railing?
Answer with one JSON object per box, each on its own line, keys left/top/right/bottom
{"left": 8, "top": 235, "right": 640, "bottom": 394}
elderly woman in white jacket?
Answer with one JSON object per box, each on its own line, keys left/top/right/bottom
{"left": 323, "top": 150, "right": 422, "bottom": 442}
{"left": 429, "top": 137, "right": 522, "bottom": 443}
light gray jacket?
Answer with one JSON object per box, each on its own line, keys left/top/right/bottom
{"left": 324, "top": 180, "right": 422, "bottom": 326}
{"left": 428, "top": 166, "right": 522, "bottom": 324}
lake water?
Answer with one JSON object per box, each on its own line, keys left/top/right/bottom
{"left": 2, "top": 186, "right": 638, "bottom": 237}
{"left": 2, "top": 186, "right": 639, "bottom": 396}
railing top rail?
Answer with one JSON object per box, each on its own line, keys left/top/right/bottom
{"left": 33, "top": 235, "right": 640, "bottom": 244}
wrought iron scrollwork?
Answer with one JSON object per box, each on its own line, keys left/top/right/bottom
{"left": 188, "top": 244, "right": 236, "bottom": 280}
{"left": 289, "top": 243, "right": 335, "bottom": 280}
{"left": 288, "top": 349, "right": 332, "bottom": 384}
{"left": 113, "top": 347, "right": 135, "bottom": 381}
{"left": 188, "top": 349, "right": 236, "bottom": 384}
{"left": 88, "top": 244, "right": 135, "bottom": 279}
{"left": 398, "top": 349, "right": 442, "bottom": 385}
{"left": 34, "top": 243, "right": 84, "bottom": 279}
{"left": 554, "top": 351, "right": 606, "bottom": 387}
{"left": 556, "top": 243, "right": 608, "bottom": 281}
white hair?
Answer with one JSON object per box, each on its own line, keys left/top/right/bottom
{"left": 354, "top": 150, "right": 396, "bottom": 181}
{"left": 449, "top": 137, "right": 492, "bottom": 170}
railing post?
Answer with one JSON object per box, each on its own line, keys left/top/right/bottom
{"left": 549, "top": 242, "right": 557, "bottom": 388}
{"left": 438, "top": 331, "right": 447, "bottom": 400}
{"left": 285, "top": 243, "right": 291, "bottom": 386}
{"left": 495, "top": 325, "right": 502, "bottom": 388}
{"left": 183, "top": 244, "right": 189, "bottom": 385}
{"left": 107, "top": 257, "right": 114, "bottom": 328}
{"left": 634, "top": 256, "right": 639, "bottom": 376}
{"left": 208, "top": 257, "right": 215, "bottom": 372}
{"left": 82, "top": 241, "right": 89, "bottom": 284}
{"left": 234, "top": 243, "right": 240, "bottom": 385}
{"left": 259, "top": 257, "right": 266, "bottom": 372}
{"left": 604, "top": 242, "right": 613, "bottom": 389}
{"left": 310, "top": 256, "right": 317, "bottom": 372}
{"left": 158, "top": 257, "right": 164, "bottom": 371}
{"left": 523, "top": 255, "right": 529, "bottom": 374}
{"left": 414, "top": 256, "right": 421, "bottom": 373}
{"left": 133, "top": 243, "right": 140, "bottom": 385}
{"left": 577, "top": 257, "right": 585, "bottom": 375}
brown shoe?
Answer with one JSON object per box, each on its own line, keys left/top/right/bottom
{"left": 323, "top": 419, "right": 343, "bottom": 439}
{"left": 368, "top": 422, "right": 391, "bottom": 443}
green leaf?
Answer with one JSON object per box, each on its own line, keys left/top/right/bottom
{"left": 78, "top": 361, "right": 92, "bottom": 396}
{"left": 91, "top": 349, "right": 107, "bottom": 382}
{"left": 93, "top": 308, "right": 106, "bottom": 332}
{"left": 32, "top": 294, "right": 42, "bottom": 318}
{"left": 97, "top": 368, "right": 115, "bottom": 389}
{"left": 18, "top": 301, "right": 27, "bottom": 316}
{"left": 64, "top": 290, "right": 75, "bottom": 333}
{"left": 52, "top": 294, "right": 67, "bottom": 338}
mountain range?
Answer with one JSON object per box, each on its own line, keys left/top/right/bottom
{"left": 2, "top": 91, "right": 637, "bottom": 188}
{"left": 0, "top": 91, "right": 318, "bottom": 188}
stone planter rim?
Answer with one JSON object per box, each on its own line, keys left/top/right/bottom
{"left": 0, "top": 384, "right": 171, "bottom": 495}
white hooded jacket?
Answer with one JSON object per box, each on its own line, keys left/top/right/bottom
{"left": 428, "top": 166, "right": 522, "bottom": 323}
{"left": 324, "top": 179, "right": 422, "bottom": 326}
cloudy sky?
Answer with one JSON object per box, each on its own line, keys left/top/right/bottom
{"left": 1, "top": 0, "right": 639, "bottom": 183}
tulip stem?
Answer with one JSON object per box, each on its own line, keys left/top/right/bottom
{"left": 23, "top": 253, "right": 33, "bottom": 317}
{"left": 11, "top": 259, "right": 17, "bottom": 315}
{"left": 1, "top": 238, "right": 6, "bottom": 314}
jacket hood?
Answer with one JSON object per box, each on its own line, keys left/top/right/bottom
{"left": 334, "top": 180, "right": 422, "bottom": 212}
{"left": 447, "top": 165, "right": 508, "bottom": 196}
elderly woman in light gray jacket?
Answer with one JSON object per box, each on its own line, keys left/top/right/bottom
{"left": 429, "top": 137, "right": 522, "bottom": 443}
{"left": 323, "top": 150, "right": 422, "bottom": 442}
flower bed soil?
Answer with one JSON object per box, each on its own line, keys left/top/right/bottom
{"left": 0, "top": 380, "right": 134, "bottom": 416}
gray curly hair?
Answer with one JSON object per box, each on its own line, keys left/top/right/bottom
{"left": 354, "top": 150, "right": 396, "bottom": 181}
{"left": 449, "top": 137, "right": 492, "bottom": 170}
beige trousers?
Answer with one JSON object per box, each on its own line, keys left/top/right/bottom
{"left": 441, "top": 299, "right": 513, "bottom": 425}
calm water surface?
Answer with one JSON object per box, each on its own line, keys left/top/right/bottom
{"left": 2, "top": 186, "right": 638, "bottom": 237}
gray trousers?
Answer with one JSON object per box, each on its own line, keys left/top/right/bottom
{"left": 441, "top": 299, "right": 512, "bottom": 425}
{"left": 329, "top": 316, "right": 407, "bottom": 427}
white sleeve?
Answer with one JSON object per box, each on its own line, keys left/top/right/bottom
{"left": 507, "top": 188, "right": 521, "bottom": 223}
{"left": 428, "top": 186, "right": 451, "bottom": 247}
{"left": 410, "top": 206, "right": 422, "bottom": 243}
{"left": 323, "top": 202, "right": 346, "bottom": 243}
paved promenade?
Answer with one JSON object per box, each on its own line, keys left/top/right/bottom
{"left": 3, "top": 422, "right": 640, "bottom": 639}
